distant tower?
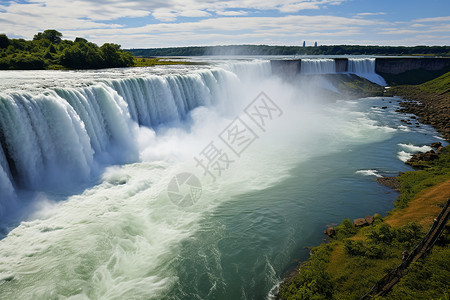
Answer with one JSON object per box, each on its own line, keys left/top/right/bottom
{"left": 303, "top": 41, "right": 306, "bottom": 47}
{"left": 314, "top": 41, "right": 318, "bottom": 47}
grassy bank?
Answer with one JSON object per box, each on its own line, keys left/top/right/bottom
{"left": 133, "top": 57, "right": 208, "bottom": 67}
{"left": 278, "top": 74, "right": 450, "bottom": 300}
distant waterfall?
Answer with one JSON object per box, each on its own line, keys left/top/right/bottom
{"left": 0, "top": 62, "right": 271, "bottom": 213}
{"left": 300, "top": 59, "right": 336, "bottom": 74}
{"left": 348, "top": 58, "right": 387, "bottom": 86}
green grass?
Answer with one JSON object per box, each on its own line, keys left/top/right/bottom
{"left": 396, "top": 146, "right": 450, "bottom": 209}
{"left": 380, "top": 67, "right": 450, "bottom": 86}
{"left": 388, "top": 243, "right": 450, "bottom": 299}
{"left": 133, "top": 57, "right": 208, "bottom": 67}
{"left": 278, "top": 244, "right": 334, "bottom": 300}
{"left": 419, "top": 71, "right": 450, "bottom": 95}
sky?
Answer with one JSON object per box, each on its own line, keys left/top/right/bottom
{"left": 0, "top": 0, "right": 449, "bottom": 48}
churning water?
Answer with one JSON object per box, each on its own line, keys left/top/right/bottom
{"left": 0, "top": 58, "right": 444, "bottom": 299}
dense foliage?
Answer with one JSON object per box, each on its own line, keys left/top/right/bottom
{"left": 388, "top": 243, "right": 450, "bottom": 299}
{"left": 279, "top": 245, "right": 334, "bottom": 300}
{"left": 0, "top": 30, "right": 134, "bottom": 70}
{"left": 130, "top": 45, "right": 450, "bottom": 57}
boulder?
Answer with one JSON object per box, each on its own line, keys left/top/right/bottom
{"left": 365, "top": 215, "right": 374, "bottom": 225}
{"left": 326, "top": 227, "right": 335, "bottom": 237}
{"left": 353, "top": 218, "right": 368, "bottom": 227}
{"left": 423, "top": 151, "right": 439, "bottom": 161}
{"left": 376, "top": 177, "right": 401, "bottom": 191}
{"left": 431, "top": 142, "right": 442, "bottom": 148}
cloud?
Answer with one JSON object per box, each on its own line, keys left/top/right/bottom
{"left": 413, "top": 16, "right": 450, "bottom": 22}
{"left": 356, "top": 12, "right": 386, "bottom": 16}
{"left": 216, "top": 10, "right": 249, "bottom": 16}
{"left": 60, "top": 14, "right": 383, "bottom": 48}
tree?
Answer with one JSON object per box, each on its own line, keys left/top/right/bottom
{"left": 48, "top": 43, "right": 57, "bottom": 53}
{"left": 74, "top": 37, "right": 88, "bottom": 43}
{"left": 0, "top": 34, "right": 9, "bottom": 49}
{"left": 34, "top": 30, "right": 62, "bottom": 44}
{"left": 100, "top": 43, "right": 122, "bottom": 67}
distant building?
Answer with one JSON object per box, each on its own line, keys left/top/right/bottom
{"left": 303, "top": 41, "right": 306, "bottom": 47}
{"left": 314, "top": 41, "right": 318, "bottom": 47}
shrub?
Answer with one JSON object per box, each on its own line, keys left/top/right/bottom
{"left": 334, "top": 219, "right": 357, "bottom": 239}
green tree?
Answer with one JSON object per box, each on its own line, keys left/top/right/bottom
{"left": 48, "top": 43, "right": 57, "bottom": 53}
{"left": 74, "top": 37, "right": 88, "bottom": 43}
{"left": 34, "top": 30, "right": 62, "bottom": 44}
{"left": 100, "top": 43, "right": 121, "bottom": 67}
{"left": 0, "top": 34, "right": 9, "bottom": 49}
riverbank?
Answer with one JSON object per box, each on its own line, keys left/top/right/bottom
{"left": 386, "top": 71, "right": 450, "bottom": 141}
{"left": 277, "top": 72, "right": 450, "bottom": 299}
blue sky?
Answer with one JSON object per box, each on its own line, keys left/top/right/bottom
{"left": 0, "top": 0, "right": 449, "bottom": 48}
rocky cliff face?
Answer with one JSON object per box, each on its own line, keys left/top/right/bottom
{"left": 270, "top": 60, "right": 301, "bottom": 76}
{"left": 334, "top": 58, "right": 348, "bottom": 72}
{"left": 375, "top": 58, "right": 450, "bottom": 75}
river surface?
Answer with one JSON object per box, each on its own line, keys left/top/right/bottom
{"left": 0, "top": 57, "right": 445, "bottom": 299}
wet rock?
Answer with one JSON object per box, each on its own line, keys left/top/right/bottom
{"left": 431, "top": 142, "right": 442, "bottom": 148}
{"left": 376, "top": 177, "right": 401, "bottom": 191}
{"left": 353, "top": 218, "right": 368, "bottom": 227}
{"left": 406, "top": 149, "right": 440, "bottom": 169}
{"left": 365, "top": 215, "right": 374, "bottom": 225}
{"left": 325, "top": 227, "right": 335, "bottom": 237}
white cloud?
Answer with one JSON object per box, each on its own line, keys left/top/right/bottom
{"left": 356, "top": 12, "right": 386, "bottom": 16}
{"left": 59, "top": 14, "right": 383, "bottom": 47}
{"left": 410, "top": 23, "right": 426, "bottom": 28}
{"left": 414, "top": 16, "right": 450, "bottom": 22}
{"left": 216, "top": 10, "right": 249, "bottom": 16}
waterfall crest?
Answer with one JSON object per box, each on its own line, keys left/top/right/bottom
{"left": 348, "top": 58, "right": 387, "bottom": 86}
{"left": 0, "top": 62, "right": 271, "bottom": 213}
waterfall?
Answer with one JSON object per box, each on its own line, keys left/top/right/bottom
{"left": 0, "top": 62, "right": 271, "bottom": 214}
{"left": 348, "top": 58, "right": 387, "bottom": 86}
{"left": 300, "top": 59, "right": 336, "bottom": 74}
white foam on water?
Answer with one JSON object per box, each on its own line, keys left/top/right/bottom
{"left": 397, "top": 150, "right": 413, "bottom": 162}
{"left": 355, "top": 169, "right": 383, "bottom": 178}
{"left": 398, "top": 143, "right": 432, "bottom": 153}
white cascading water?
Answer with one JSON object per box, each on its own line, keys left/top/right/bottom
{"left": 348, "top": 58, "right": 387, "bottom": 86}
{"left": 300, "top": 58, "right": 336, "bottom": 74}
{"left": 0, "top": 64, "right": 270, "bottom": 215}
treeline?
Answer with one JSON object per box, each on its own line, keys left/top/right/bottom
{"left": 0, "top": 30, "right": 134, "bottom": 70}
{"left": 130, "top": 45, "right": 450, "bottom": 57}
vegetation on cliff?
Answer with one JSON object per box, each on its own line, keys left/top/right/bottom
{"left": 0, "top": 30, "right": 134, "bottom": 70}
